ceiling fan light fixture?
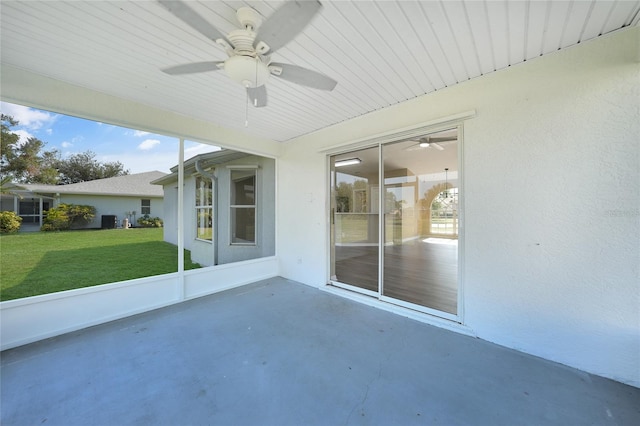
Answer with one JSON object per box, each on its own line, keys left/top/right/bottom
{"left": 224, "top": 55, "right": 269, "bottom": 88}
{"left": 419, "top": 141, "right": 430, "bottom": 148}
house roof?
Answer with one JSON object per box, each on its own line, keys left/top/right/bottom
{"left": 152, "top": 150, "right": 251, "bottom": 186}
{"left": 1, "top": 1, "right": 637, "bottom": 143}
{"left": 17, "top": 171, "right": 167, "bottom": 198}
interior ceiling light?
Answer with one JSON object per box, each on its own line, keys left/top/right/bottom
{"left": 419, "top": 137, "right": 430, "bottom": 148}
{"left": 335, "top": 158, "right": 361, "bottom": 167}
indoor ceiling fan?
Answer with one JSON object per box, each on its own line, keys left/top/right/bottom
{"left": 405, "top": 136, "right": 457, "bottom": 152}
{"left": 158, "top": 0, "right": 337, "bottom": 108}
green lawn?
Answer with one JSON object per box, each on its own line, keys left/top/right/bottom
{"left": 0, "top": 228, "right": 201, "bottom": 301}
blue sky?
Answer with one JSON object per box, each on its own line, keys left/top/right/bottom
{"left": 1, "top": 101, "right": 219, "bottom": 174}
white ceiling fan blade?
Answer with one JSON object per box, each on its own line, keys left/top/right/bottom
{"left": 270, "top": 63, "right": 337, "bottom": 91}
{"left": 428, "top": 137, "right": 457, "bottom": 143}
{"left": 255, "top": 1, "right": 322, "bottom": 54}
{"left": 247, "top": 85, "right": 267, "bottom": 108}
{"left": 404, "top": 136, "right": 457, "bottom": 151}
{"left": 158, "top": 0, "right": 231, "bottom": 47}
{"left": 162, "top": 61, "right": 224, "bottom": 75}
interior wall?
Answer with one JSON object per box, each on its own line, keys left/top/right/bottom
{"left": 278, "top": 27, "right": 639, "bottom": 386}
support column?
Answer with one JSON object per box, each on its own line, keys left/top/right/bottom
{"left": 177, "top": 138, "right": 185, "bottom": 300}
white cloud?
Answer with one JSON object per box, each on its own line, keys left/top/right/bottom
{"left": 138, "top": 139, "right": 161, "bottom": 151}
{"left": 184, "top": 143, "right": 221, "bottom": 157}
{"left": 134, "top": 130, "right": 150, "bottom": 137}
{"left": 0, "top": 102, "right": 56, "bottom": 130}
{"left": 13, "top": 129, "right": 34, "bottom": 145}
{"left": 61, "top": 141, "right": 72, "bottom": 148}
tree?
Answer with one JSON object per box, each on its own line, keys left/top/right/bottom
{"left": 1, "top": 114, "right": 20, "bottom": 157}
{"left": 0, "top": 175, "right": 22, "bottom": 199}
{"left": 8, "top": 137, "right": 60, "bottom": 184}
{"left": 56, "top": 151, "right": 128, "bottom": 184}
{"left": 335, "top": 179, "right": 369, "bottom": 212}
{"left": 34, "top": 150, "right": 62, "bottom": 184}
{"left": 1, "top": 114, "right": 129, "bottom": 184}
{"left": 1, "top": 114, "right": 59, "bottom": 184}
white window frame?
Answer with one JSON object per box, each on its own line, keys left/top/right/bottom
{"left": 141, "top": 199, "right": 151, "bottom": 215}
{"left": 229, "top": 167, "right": 258, "bottom": 246}
{"left": 195, "top": 175, "right": 213, "bottom": 243}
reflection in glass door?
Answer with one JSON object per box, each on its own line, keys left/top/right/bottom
{"left": 382, "top": 134, "right": 458, "bottom": 315}
{"left": 330, "top": 146, "right": 379, "bottom": 293}
{"left": 330, "top": 129, "right": 459, "bottom": 317}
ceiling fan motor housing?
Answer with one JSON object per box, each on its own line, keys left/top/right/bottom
{"left": 224, "top": 55, "right": 270, "bottom": 88}
{"left": 236, "top": 7, "right": 263, "bottom": 31}
{"left": 227, "top": 29, "right": 256, "bottom": 54}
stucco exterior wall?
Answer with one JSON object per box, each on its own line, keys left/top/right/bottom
{"left": 161, "top": 155, "right": 276, "bottom": 266}
{"left": 277, "top": 28, "right": 640, "bottom": 386}
{"left": 57, "top": 194, "right": 163, "bottom": 229}
{"left": 214, "top": 156, "right": 277, "bottom": 265}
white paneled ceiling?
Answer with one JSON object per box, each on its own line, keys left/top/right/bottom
{"left": 1, "top": 1, "right": 639, "bottom": 142}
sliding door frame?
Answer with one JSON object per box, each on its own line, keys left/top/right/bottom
{"left": 325, "top": 112, "right": 473, "bottom": 323}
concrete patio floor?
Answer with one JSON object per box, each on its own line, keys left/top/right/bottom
{"left": 2, "top": 277, "right": 639, "bottom": 425}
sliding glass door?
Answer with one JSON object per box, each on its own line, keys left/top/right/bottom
{"left": 330, "top": 128, "right": 459, "bottom": 317}
{"left": 330, "top": 146, "right": 379, "bottom": 293}
{"left": 381, "top": 134, "right": 458, "bottom": 315}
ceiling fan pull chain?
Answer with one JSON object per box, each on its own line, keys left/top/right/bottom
{"left": 254, "top": 58, "right": 259, "bottom": 107}
{"left": 245, "top": 89, "right": 249, "bottom": 127}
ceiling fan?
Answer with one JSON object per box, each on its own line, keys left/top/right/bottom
{"left": 158, "top": 0, "right": 337, "bottom": 108}
{"left": 405, "top": 136, "right": 457, "bottom": 152}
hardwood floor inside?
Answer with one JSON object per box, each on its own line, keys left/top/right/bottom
{"left": 334, "top": 238, "right": 457, "bottom": 314}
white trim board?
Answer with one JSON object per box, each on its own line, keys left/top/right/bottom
{"left": 319, "top": 110, "right": 476, "bottom": 155}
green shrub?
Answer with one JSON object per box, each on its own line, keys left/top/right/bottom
{"left": 40, "top": 223, "right": 59, "bottom": 232}
{"left": 42, "top": 207, "right": 70, "bottom": 231}
{"left": 0, "top": 211, "right": 22, "bottom": 233}
{"left": 137, "top": 214, "right": 163, "bottom": 228}
{"left": 42, "top": 203, "right": 96, "bottom": 231}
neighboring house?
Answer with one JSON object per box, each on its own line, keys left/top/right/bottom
{"left": 0, "top": 171, "right": 166, "bottom": 230}
{"left": 152, "top": 150, "right": 275, "bottom": 267}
